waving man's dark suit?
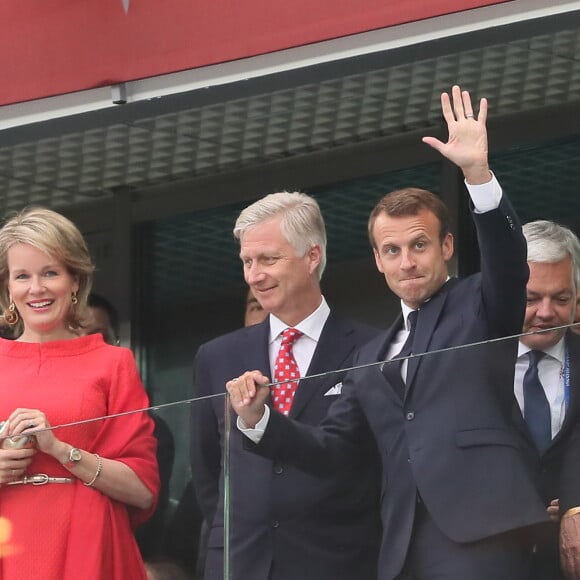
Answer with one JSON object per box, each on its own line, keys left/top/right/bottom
{"left": 251, "top": 196, "right": 549, "bottom": 580}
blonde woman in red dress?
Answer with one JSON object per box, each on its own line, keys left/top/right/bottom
{"left": 0, "top": 207, "right": 159, "bottom": 579}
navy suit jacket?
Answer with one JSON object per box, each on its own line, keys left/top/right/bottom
{"left": 190, "top": 311, "right": 381, "bottom": 580}
{"left": 252, "top": 197, "right": 550, "bottom": 580}
{"left": 514, "top": 331, "right": 580, "bottom": 506}
{"left": 513, "top": 331, "right": 580, "bottom": 578}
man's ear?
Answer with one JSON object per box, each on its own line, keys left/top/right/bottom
{"left": 308, "top": 245, "right": 322, "bottom": 275}
{"left": 373, "top": 248, "right": 384, "bottom": 273}
{"left": 442, "top": 233, "right": 454, "bottom": 262}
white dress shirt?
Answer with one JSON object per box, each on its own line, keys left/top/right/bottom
{"left": 268, "top": 297, "right": 330, "bottom": 378}
{"left": 468, "top": 173, "right": 502, "bottom": 213}
{"left": 385, "top": 302, "right": 417, "bottom": 382}
{"left": 515, "top": 338, "right": 567, "bottom": 439}
{"left": 240, "top": 297, "right": 330, "bottom": 438}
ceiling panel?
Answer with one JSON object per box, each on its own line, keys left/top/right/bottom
{"left": 3, "top": 23, "right": 580, "bottom": 213}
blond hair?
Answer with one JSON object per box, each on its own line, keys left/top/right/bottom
{"left": 0, "top": 207, "right": 94, "bottom": 334}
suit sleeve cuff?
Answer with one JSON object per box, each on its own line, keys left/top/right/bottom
{"left": 237, "top": 405, "right": 270, "bottom": 443}
{"left": 465, "top": 171, "right": 502, "bottom": 214}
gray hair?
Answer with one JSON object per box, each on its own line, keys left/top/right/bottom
{"left": 233, "top": 191, "right": 327, "bottom": 279}
{"left": 523, "top": 220, "right": 580, "bottom": 291}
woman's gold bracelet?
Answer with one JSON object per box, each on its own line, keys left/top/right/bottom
{"left": 84, "top": 454, "right": 103, "bottom": 487}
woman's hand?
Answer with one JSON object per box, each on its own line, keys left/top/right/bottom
{"left": 4, "top": 409, "right": 153, "bottom": 509}
{"left": 0, "top": 447, "right": 36, "bottom": 485}
{"left": 5, "top": 408, "right": 64, "bottom": 458}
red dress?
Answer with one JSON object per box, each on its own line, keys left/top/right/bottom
{"left": 0, "top": 334, "right": 159, "bottom": 580}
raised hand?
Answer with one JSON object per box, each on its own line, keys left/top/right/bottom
{"left": 422, "top": 85, "right": 491, "bottom": 185}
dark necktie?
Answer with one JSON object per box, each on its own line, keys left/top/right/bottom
{"left": 272, "top": 328, "right": 303, "bottom": 415}
{"left": 382, "top": 310, "right": 418, "bottom": 399}
{"left": 523, "top": 350, "right": 551, "bottom": 454}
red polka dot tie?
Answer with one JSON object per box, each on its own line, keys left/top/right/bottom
{"left": 273, "top": 328, "right": 303, "bottom": 415}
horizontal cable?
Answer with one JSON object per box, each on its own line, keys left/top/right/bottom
{"left": 1, "top": 322, "right": 577, "bottom": 441}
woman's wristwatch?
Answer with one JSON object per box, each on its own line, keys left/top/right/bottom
{"left": 62, "top": 447, "right": 82, "bottom": 469}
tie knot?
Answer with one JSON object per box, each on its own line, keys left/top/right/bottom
{"left": 281, "top": 328, "right": 302, "bottom": 346}
{"left": 407, "top": 310, "right": 418, "bottom": 332}
{"left": 528, "top": 350, "right": 545, "bottom": 366}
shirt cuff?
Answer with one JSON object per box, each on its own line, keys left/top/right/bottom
{"left": 237, "top": 405, "right": 270, "bottom": 443}
{"left": 465, "top": 171, "right": 502, "bottom": 214}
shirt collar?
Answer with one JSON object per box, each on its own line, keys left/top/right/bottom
{"left": 269, "top": 296, "right": 330, "bottom": 344}
{"left": 400, "top": 302, "right": 416, "bottom": 331}
{"left": 518, "top": 336, "right": 566, "bottom": 364}
{"left": 399, "top": 277, "right": 451, "bottom": 331}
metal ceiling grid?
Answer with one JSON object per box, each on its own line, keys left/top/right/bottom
{"left": 150, "top": 201, "right": 246, "bottom": 306}
{"left": 150, "top": 130, "right": 580, "bottom": 306}
{"left": 492, "top": 138, "right": 580, "bottom": 228}
{"left": 316, "top": 164, "right": 442, "bottom": 264}
{"left": 3, "top": 25, "right": 580, "bottom": 214}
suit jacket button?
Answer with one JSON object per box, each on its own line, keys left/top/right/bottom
{"left": 406, "top": 412, "right": 415, "bottom": 421}
{"left": 272, "top": 520, "right": 280, "bottom": 528}
{"left": 273, "top": 463, "right": 283, "bottom": 475}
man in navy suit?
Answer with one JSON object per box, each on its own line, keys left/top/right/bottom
{"left": 226, "top": 85, "right": 549, "bottom": 580}
{"left": 190, "top": 191, "right": 380, "bottom": 580}
{"left": 512, "top": 220, "right": 580, "bottom": 580}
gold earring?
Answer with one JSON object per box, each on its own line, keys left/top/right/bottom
{"left": 71, "top": 292, "right": 78, "bottom": 305}
{"left": 4, "top": 300, "right": 19, "bottom": 325}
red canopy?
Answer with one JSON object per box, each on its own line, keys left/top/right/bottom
{"left": 0, "top": 0, "right": 510, "bottom": 106}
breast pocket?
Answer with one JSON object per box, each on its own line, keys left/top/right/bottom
{"left": 455, "top": 428, "right": 517, "bottom": 448}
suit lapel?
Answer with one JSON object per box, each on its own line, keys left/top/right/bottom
{"left": 289, "top": 313, "right": 355, "bottom": 419}
{"left": 404, "top": 279, "right": 454, "bottom": 396}
{"left": 239, "top": 319, "right": 272, "bottom": 403}
{"left": 512, "top": 399, "right": 529, "bottom": 439}
{"left": 551, "top": 332, "right": 580, "bottom": 447}
{"left": 243, "top": 319, "right": 271, "bottom": 371}
{"left": 565, "top": 332, "right": 580, "bottom": 418}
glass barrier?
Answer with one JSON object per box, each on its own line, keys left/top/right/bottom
{"left": 188, "top": 324, "right": 572, "bottom": 579}
{"left": 1, "top": 324, "right": 574, "bottom": 579}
